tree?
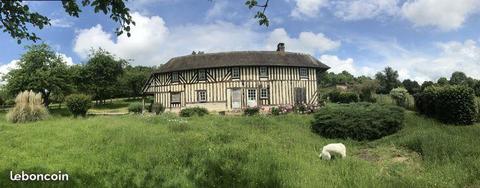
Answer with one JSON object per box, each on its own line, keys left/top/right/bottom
{"left": 402, "top": 79, "right": 421, "bottom": 95}
{"left": 1, "top": 1, "right": 270, "bottom": 43}
{"left": 81, "top": 49, "right": 125, "bottom": 104}
{"left": 3, "top": 44, "right": 72, "bottom": 107}
{"left": 437, "top": 77, "right": 449, "bottom": 86}
{"left": 118, "top": 65, "right": 153, "bottom": 99}
{"left": 450, "top": 71, "right": 468, "bottom": 85}
{"left": 421, "top": 81, "right": 434, "bottom": 91}
{"left": 375, "top": 67, "right": 401, "bottom": 94}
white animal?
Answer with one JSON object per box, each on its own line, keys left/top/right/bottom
{"left": 319, "top": 143, "right": 346, "bottom": 160}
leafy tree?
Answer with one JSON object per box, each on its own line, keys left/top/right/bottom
{"left": 3, "top": 44, "right": 72, "bottom": 106}
{"left": 81, "top": 49, "right": 125, "bottom": 104}
{"left": 450, "top": 71, "right": 468, "bottom": 85}
{"left": 119, "top": 65, "right": 153, "bottom": 99}
{"left": 375, "top": 67, "right": 401, "bottom": 94}
{"left": 437, "top": 77, "right": 449, "bottom": 86}
{"left": 421, "top": 81, "right": 434, "bottom": 91}
{"left": 402, "top": 79, "right": 421, "bottom": 95}
{"left": 473, "top": 81, "right": 480, "bottom": 97}
{"left": 1, "top": 0, "right": 271, "bottom": 43}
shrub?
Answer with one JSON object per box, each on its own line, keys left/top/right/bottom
{"left": 180, "top": 107, "right": 209, "bottom": 117}
{"left": 270, "top": 107, "right": 280, "bottom": 115}
{"left": 151, "top": 103, "right": 165, "bottom": 115}
{"left": 6, "top": 90, "right": 49, "bottom": 123}
{"left": 414, "top": 85, "right": 476, "bottom": 125}
{"left": 311, "top": 103, "right": 404, "bottom": 141}
{"left": 270, "top": 105, "right": 294, "bottom": 115}
{"left": 294, "top": 103, "right": 318, "bottom": 114}
{"left": 65, "top": 94, "right": 92, "bottom": 118}
{"left": 353, "top": 80, "right": 379, "bottom": 102}
{"left": 329, "top": 90, "right": 358, "bottom": 103}
{"left": 390, "top": 87, "right": 410, "bottom": 108}
{"left": 243, "top": 107, "right": 260, "bottom": 116}
{"left": 128, "top": 102, "right": 143, "bottom": 114}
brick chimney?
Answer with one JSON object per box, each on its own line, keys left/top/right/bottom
{"left": 276, "top": 43, "right": 285, "bottom": 52}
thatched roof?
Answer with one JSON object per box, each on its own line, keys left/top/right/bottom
{"left": 155, "top": 51, "right": 330, "bottom": 73}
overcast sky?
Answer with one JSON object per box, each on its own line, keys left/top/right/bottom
{"left": 1, "top": 0, "right": 480, "bottom": 83}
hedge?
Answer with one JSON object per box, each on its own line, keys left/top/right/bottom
{"left": 414, "top": 85, "right": 476, "bottom": 125}
{"left": 180, "top": 107, "right": 209, "bottom": 117}
{"left": 328, "top": 90, "right": 358, "bottom": 103}
{"left": 311, "top": 103, "right": 404, "bottom": 141}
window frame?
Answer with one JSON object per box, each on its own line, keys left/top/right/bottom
{"left": 259, "top": 67, "right": 268, "bottom": 78}
{"left": 198, "top": 69, "right": 207, "bottom": 81}
{"left": 232, "top": 67, "right": 240, "bottom": 79}
{"left": 260, "top": 88, "right": 269, "bottom": 99}
{"left": 197, "top": 90, "right": 207, "bottom": 102}
{"left": 299, "top": 68, "right": 308, "bottom": 79}
{"left": 170, "top": 92, "right": 181, "bottom": 104}
{"left": 171, "top": 72, "right": 179, "bottom": 83}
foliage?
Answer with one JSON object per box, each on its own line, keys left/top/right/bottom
{"left": 270, "top": 105, "right": 294, "bottom": 115}
{"left": 118, "top": 66, "right": 153, "bottom": 98}
{"left": 0, "top": 0, "right": 134, "bottom": 43}
{"left": 152, "top": 103, "right": 165, "bottom": 115}
{"left": 328, "top": 90, "right": 358, "bottom": 103}
{"left": 311, "top": 103, "right": 404, "bottom": 141}
{"left": 414, "top": 85, "right": 477, "bottom": 125}
{"left": 294, "top": 103, "right": 318, "bottom": 114}
{"left": 353, "top": 80, "right": 379, "bottom": 102}
{"left": 317, "top": 71, "right": 355, "bottom": 87}
{"left": 436, "top": 77, "right": 449, "bottom": 86}
{"left": 402, "top": 79, "right": 421, "bottom": 94}
{"left": 77, "top": 49, "right": 126, "bottom": 103}
{"left": 243, "top": 107, "right": 260, "bottom": 116}
{"left": 449, "top": 71, "right": 468, "bottom": 85}
{"left": 6, "top": 90, "right": 48, "bottom": 123}
{"left": 3, "top": 44, "right": 72, "bottom": 106}
{"left": 65, "top": 94, "right": 92, "bottom": 118}
{"left": 180, "top": 107, "right": 209, "bottom": 117}
{"left": 375, "top": 67, "right": 401, "bottom": 94}
{"left": 390, "top": 87, "right": 412, "bottom": 109}
{"left": 420, "top": 81, "right": 434, "bottom": 91}
{"left": 128, "top": 102, "right": 143, "bottom": 114}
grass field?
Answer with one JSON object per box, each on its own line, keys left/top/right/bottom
{"left": 0, "top": 107, "right": 479, "bottom": 187}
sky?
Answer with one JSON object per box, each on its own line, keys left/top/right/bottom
{"left": 2, "top": 0, "right": 480, "bottom": 83}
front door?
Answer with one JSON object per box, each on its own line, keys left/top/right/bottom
{"left": 247, "top": 89, "right": 257, "bottom": 107}
{"left": 231, "top": 89, "right": 241, "bottom": 109}
{"left": 294, "top": 87, "right": 306, "bottom": 104}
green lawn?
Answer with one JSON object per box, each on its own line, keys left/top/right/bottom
{"left": 0, "top": 111, "right": 479, "bottom": 187}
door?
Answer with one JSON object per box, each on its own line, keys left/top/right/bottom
{"left": 247, "top": 89, "right": 257, "bottom": 107}
{"left": 231, "top": 89, "right": 242, "bottom": 109}
{"left": 294, "top": 88, "right": 306, "bottom": 104}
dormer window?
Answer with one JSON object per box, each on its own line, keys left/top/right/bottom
{"left": 198, "top": 69, "right": 206, "bottom": 81}
{"left": 299, "top": 68, "right": 308, "bottom": 79}
{"left": 232, "top": 67, "right": 240, "bottom": 79}
{"left": 171, "top": 72, "right": 179, "bottom": 83}
{"left": 259, "top": 67, "right": 268, "bottom": 78}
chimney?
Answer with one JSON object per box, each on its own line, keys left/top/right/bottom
{"left": 276, "top": 43, "right": 285, "bottom": 52}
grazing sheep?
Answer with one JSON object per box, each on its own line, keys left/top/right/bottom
{"left": 319, "top": 143, "right": 346, "bottom": 160}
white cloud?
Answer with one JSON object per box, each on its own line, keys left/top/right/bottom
{"left": 319, "top": 55, "right": 374, "bottom": 76}
{"left": 0, "top": 60, "right": 19, "bottom": 85}
{"left": 332, "top": 0, "right": 399, "bottom": 20}
{"left": 401, "top": 0, "right": 480, "bottom": 30}
{"left": 50, "top": 18, "right": 73, "bottom": 28}
{"left": 73, "top": 12, "right": 340, "bottom": 66}
{"left": 291, "top": 0, "right": 329, "bottom": 18}
{"left": 56, "top": 53, "right": 75, "bottom": 65}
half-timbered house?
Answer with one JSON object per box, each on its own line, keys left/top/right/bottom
{"left": 142, "top": 43, "right": 330, "bottom": 111}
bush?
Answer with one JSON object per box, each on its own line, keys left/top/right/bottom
{"left": 151, "top": 103, "right": 165, "bottom": 115}
{"left": 180, "top": 107, "right": 209, "bottom": 117}
{"left": 328, "top": 90, "right": 358, "bottom": 103}
{"left": 6, "top": 90, "right": 49, "bottom": 123}
{"left": 311, "top": 103, "right": 404, "bottom": 141}
{"left": 128, "top": 102, "right": 143, "bottom": 114}
{"left": 243, "top": 107, "right": 260, "bottom": 116}
{"left": 390, "top": 87, "right": 411, "bottom": 108}
{"left": 65, "top": 94, "right": 92, "bottom": 118}
{"left": 294, "top": 103, "right": 318, "bottom": 114}
{"left": 270, "top": 105, "right": 294, "bottom": 115}
{"left": 353, "top": 80, "right": 379, "bottom": 102}
{"left": 414, "top": 85, "right": 476, "bottom": 125}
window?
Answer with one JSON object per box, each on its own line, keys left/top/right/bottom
{"left": 259, "top": 67, "right": 268, "bottom": 78}
{"left": 198, "top": 69, "right": 206, "bottom": 81}
{"left": 299, "top": 68, "right": 308, "bottom": 79}
{"left": 232, "top": 67, "right": 240, "bottom": 79}
{"left": 197, "top": 90, "right": 207, "bottom": 102}
{"left": 247, "top": 89, "right": 256, "bottom": 100}
{"left": 171, "top": 72, "right": 179, "bottom": 82}
{"left": 260, "top": 88, "right": 269, "bottom": 99}
{"left": 171, "top": 92, "right": 181, "bottom": 104}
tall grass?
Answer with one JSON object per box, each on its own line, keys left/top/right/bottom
{"left": 0, "top": 113, "right": 479, "bottom": 187}
{"left": 6, "top": 90, "right": 48, "bottom": 123}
